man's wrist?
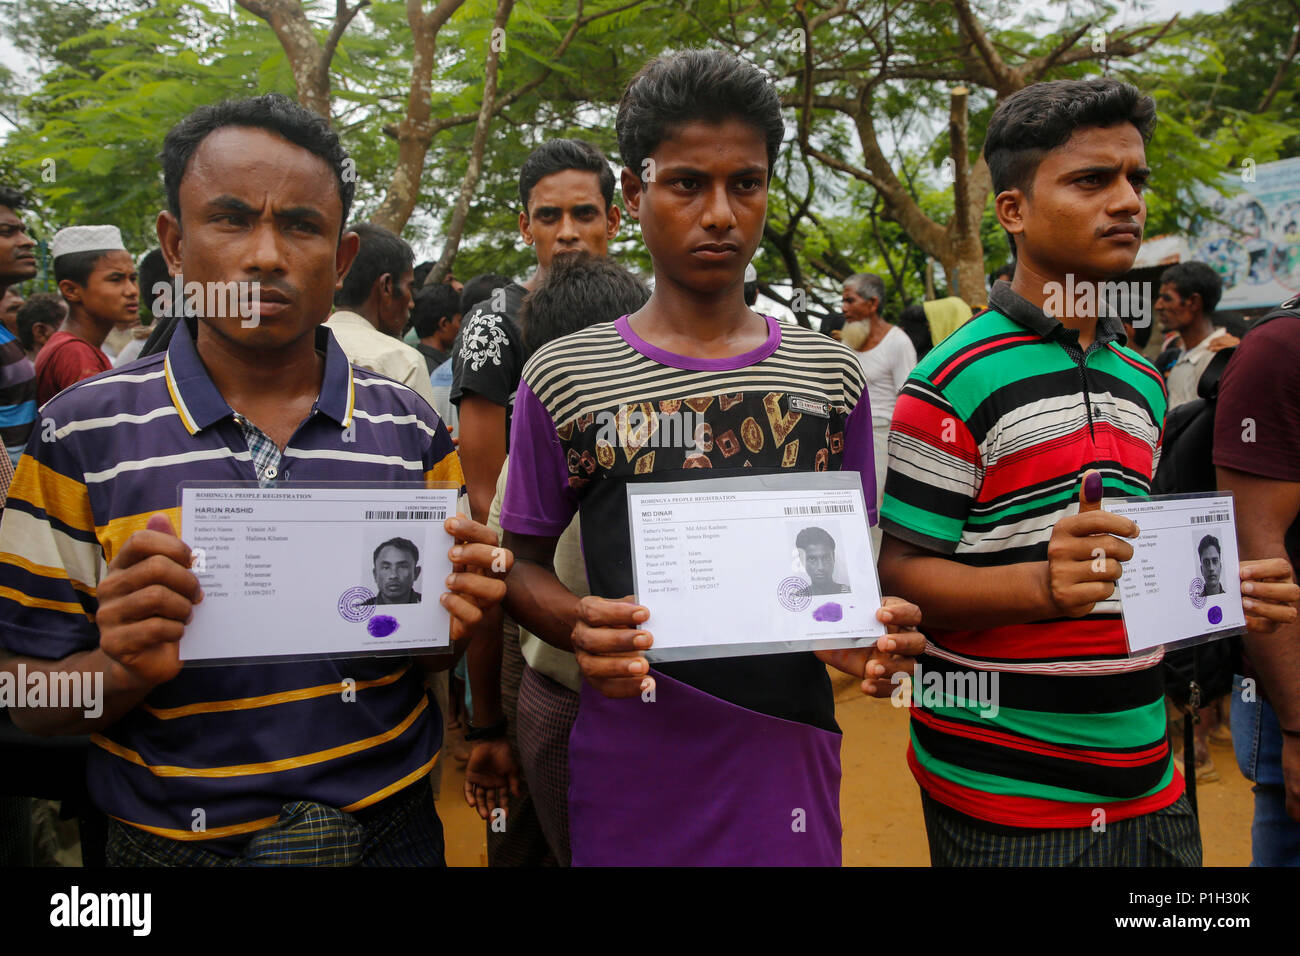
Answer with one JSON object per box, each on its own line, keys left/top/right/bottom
{"left": 465, "top": 717, "right": 508, "bottom": 741}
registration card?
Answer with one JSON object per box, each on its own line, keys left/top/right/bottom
{"left": 179, "top": 482, "right": 458, "bottom": 664}
{"left": 627, "top": 472, "right": 885, "bottom": 661}
{"left": 1109, "top": 492, "right": 1246, "bottom": 655}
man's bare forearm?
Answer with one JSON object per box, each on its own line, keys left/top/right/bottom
{"left": 1218, "top": 465, "right": 1300, "bottom": 728}
{"left": 502, "top": 558, "right": 581, "bottom": 653}
{"left": 1244, "top": 621, "right": 1300, "bottom": 730}
{"left": 1234, "top": 524, "right": 1300, "bottom": 728}
{"left": 0, "top": 647, "right": 152, "bottom": 736}
{"left": 878, "top": 539, "right": 1056, "bottom": 631}
{"left": 463, "top": 604, "right": 504, "bottom": 725}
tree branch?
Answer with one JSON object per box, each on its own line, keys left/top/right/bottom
{"left": 426, "top": 0, "right": 516, "bottom": 284}
{"left": 1259, "top": 2, "right": 1300, "bottom": 113}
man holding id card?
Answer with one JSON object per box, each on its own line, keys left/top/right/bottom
{"left": 500, "top": 51, "right": 925, "bottom": 866}
{"left": 0, "top": 95, "right": 510, "bottom": 866}
{"left": 877, "top": 78, "right": 1298, "bottom": 867}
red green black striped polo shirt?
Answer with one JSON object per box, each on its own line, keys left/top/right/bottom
{"left": 880, "top": 282, "right": 1180, "bottom": 828}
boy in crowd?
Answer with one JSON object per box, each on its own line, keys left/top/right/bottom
{"left": 324, "top": 223, "right": 438, "bottom": 410}
{"left": 412, "top": 283, "right": 462, "bottom": 375}
{"left": 1155, "top": 260, "right": 1230, "bottom": 408}
{"left": 0, "top": 188, "right": 39, "bottom": 469}
{"left": 15, "top": 293, "right": 65, "bottom": 360}
{"left": 877, "top": 78, "right": 1298, "bottom": 866}
{"left": 498, "top": 50, "right": 924, "bottom": 866}
{"left": 36, "top": 226, "right": 139, "bottom": 405}
{"left": 452, "top": 139, "right": 621, "bottom": 524}
{"left": 453, "top": 139, "right": 621, "bottom": 867}
{"left": 469, "top": 252, "right": 649, "bottom": 865}
{"left": 0, "top": 93, "right": 510, "bottom": 866}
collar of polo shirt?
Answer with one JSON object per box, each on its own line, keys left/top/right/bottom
{"left": 162, "top": 317, "right": 355, "bottom": 435}
{"left": 989, "top": 282, "right": 1127, "bottom": 348}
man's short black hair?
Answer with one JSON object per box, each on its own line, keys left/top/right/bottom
{"left": 1197, "top": 534, "right": 1221, "bottom": 558}
{"left": 795, "top": 526, "right": 835, "bottom": 552}
{"left": 161, "top": 93, "right": 355, "bottom": 234}
{"left": 54, "top": 250, "right": 115, "bottom": 288}
{"left": 335, "top": 223, "right": 414, "bottom": 309}
{"left": 1160, "top": 261, "right": 1222, "bottom": 314}
{"left": 519, "top": 139, "right": 615, "bottom": 213}
{"left": 16, "top": 292, "right": 65, "bottom": 350}
{"left": 617, "top": 50, "right": 784, "bottom": 182}
{"left": 0, "top": 186, "right": 26, "bottom": 212}
{"left": 373, "top": 536, "right": 419, "bottom": 566}
{"left": 984, "top": 78, "right": 1157, "bottom": 198}
{"left": 138, "top": 248, "right": 171, "bottom": 321}
{"left": 412, "top": 261, "right": 434, "bottom": 289}
{"left": 412, "top": 282, "right": 461, "bottom": 338}
{"left": 988, "top": 262, "right": 1015, "bottom": 286}
{"left": 898, "top": 304, "right": 932, "bottom": 359}
{"left": 460, "top": 273, "right": 513, "bottom": 316}
{"left": 521, "top": 253, "right": 649, "bottom": 352}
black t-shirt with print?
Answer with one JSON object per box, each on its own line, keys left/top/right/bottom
{"left": 450, "top": 282, "right": 529, "bottom": 438}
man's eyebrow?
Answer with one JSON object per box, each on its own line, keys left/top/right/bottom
{"left": 206, "top": 195, "right": 258, "bottom": 214}
{"left": 277, "top": 205, "right": 326, "bottom": 222}
{"left": 1061, "top": 163, "right": 1151, "bottom": 179}
{"left": 658, "top": 165, "right": 767, "bottom": 178}
{"left": 204, "top": 197, "right": 326, "bottom": 221}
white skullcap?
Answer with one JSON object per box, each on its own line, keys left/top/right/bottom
{"left": 744, "top": 263, "right": 758, "bottom": 283}
{"left": 50, "top": 225, "right": 126, "bottom": 260}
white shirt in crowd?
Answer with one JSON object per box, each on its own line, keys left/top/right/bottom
{"left": 851, "top": 323, "right": 917, "bottom": 556}
{"left": 324, "top": 310, "right": 439, "bottom": 410}
{"left": 1166, "top": 326, "right": 1230, "bottom": 410}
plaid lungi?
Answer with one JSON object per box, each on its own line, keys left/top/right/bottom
{"left": 920, "top": 789, "right": 1202, "bottom": 867}
{"left": 516, "top": 663, "right": 580, "bottom": 866}
{"left": 104, "top": 775, "right": 445, "bottom": 866}
{"left": 485, "top": 615, "right": 557, "bottom": 867}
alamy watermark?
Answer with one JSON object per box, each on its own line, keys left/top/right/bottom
{"left": 0, "top": 665, "right": 102, "bottom": 719}
{"left": 1042, "top": 274, "right": 1153, "bottom": 327}
{"left": 594, "top": 403, "right": 706, "bottom": 450}
{"left": 891, "top": 661, "right": 1000, "bottom": 718}
{"left": 152, "top": 275, "right": 263, "bottom": 328}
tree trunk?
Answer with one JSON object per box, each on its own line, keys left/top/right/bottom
{"left": 425, "top": 0, "right": 515, "bottom": 285}
{"left": 368, "top": 0, "right": 464, "bottom": 234}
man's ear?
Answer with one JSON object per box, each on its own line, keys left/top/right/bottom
{"left": 156, "top": 210, "right": 183, "bottom": 278}
{"left": 413, "top": 564, "right": 421, "bottom": 582}
{"left": 620, "top": 167, "right": 643, "bottom": 222}
{"left": 519, "top": 209, "right": 533, "bottom": 246}
{"left": 605, "top": 201, "right": 622, "bottom": 239}
{"left": 335, "top": 230, "right": 360, "bottom": 291}
{"left": 994, "top": 188, "right": 1026, "bottom": 245}
{"left": 56, "top": 279, "right": 83, "bottom": 305}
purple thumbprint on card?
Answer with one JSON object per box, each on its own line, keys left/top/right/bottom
{"left": 1208, "top": 606, "right": 1223, "bottom": 625}
{"left": 812, "top": 602, "right": 843, "bottom": 622}
{"left": 367, "top": 615, "right": 399, "bottom": 637}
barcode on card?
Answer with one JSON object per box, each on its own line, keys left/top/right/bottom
{"left": 783, "top": 504, "right": 855, "bottom": 516}
{"left": 1192, "top": 513, "right": 1229, "bottom": 525}
{"left": 364, "top": 510, "right": 446, "bottom": 521}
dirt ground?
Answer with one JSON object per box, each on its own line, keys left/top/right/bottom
{"left": 438, "top": 668, "right": 1254, "bottom": 867}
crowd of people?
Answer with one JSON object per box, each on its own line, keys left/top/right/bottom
{"left": 0, "top": 48, "right": 1298, "bottom": 868}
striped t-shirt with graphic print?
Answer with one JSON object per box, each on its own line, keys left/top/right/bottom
{"left": 880, "top": 282, "right": 1177, "bottom": 829}
{"left": 501, "top": 314, "right": 874, "bottom": 865}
